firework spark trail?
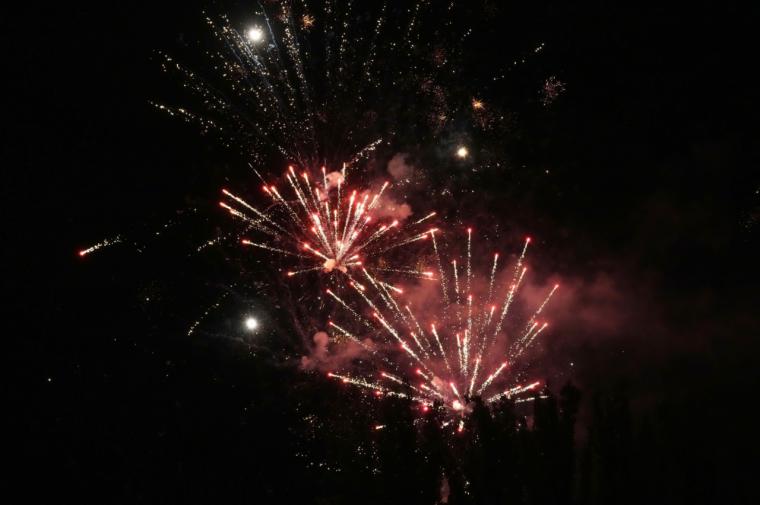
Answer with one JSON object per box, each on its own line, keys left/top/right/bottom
{"left": 380, "top": 371, "right": 428, "bottom": 398}
{"left": 327, "top": 372, "right": 430, "bottom": 405}
{"left": 241, "top": 238, "right": 307, "bottom": 258}
{"left": 327, "top": 230, "right": 557, "bottom": 420}
{"left": 186, "top": 292, "right": 231, "bottom": 336}
{"left": 405, "top": 305, "right": 435, "bottom": 356}
{"left": 492, "top": 252, "right": 529, "bottom": 339}
{"left": 374, "top": 231, "right": 432, "bottom": 255}
{"left": 326, "top": 321, "right": 397, "bottom": 370}
{"left": 326, "top": 289, "right": 373, "bottom": 330}
{"left": 455, "top": 332, "right": 464, "bottom": 374}
{"left": 420, "top": 383, "right": 446, "bottom": 400}
{"left": 413, "top": 212, "right": 437, "bottom": 225}
{"left": 363, "top": 269, "right": 421, "bottom": 353}
{"left": 510, "top": 283, "right": 559, "bottom": 357}
{"left": 486, "top": 381, "right": 541, "bottom": 404}
{"left": 78, "top": 208, "right": 201, "bottom": 259}
{"left": 487, "top": 253, "right": 499, "bottom": 305}
{"left": 466, "top": 228, "right": 472, "bottom": 296}
{"left": 468, "top": 355, "right": 482, "bottom": 397}
{"left": 431, "top": 324, "right": 455, "bottom": 377}
{"left": 477, "top": 361, "right": 508, "bottom": 395}
{"left": 452, "top": 260, "right": 460, "bottom": 304}
{"left": 511, "top": 322, "right": 550, "bottom": 361}
{"left": 219, "top": 202, "right": 277, "bottom": 235}
{"left": 372, "top": 311, "right": 431, "bottom": 374}
{"left": 464, "top": 294, "right": 473, "bottom": 377}
{"left": 430, "top": 230, "right": 450, "bottom": 304}
{"left": 370, "top": 273, "right": 431, "bottom": 360}
{"left": 78, "top": 235, "right": 123, "bottom": 257}
{"left": 196, "top": 220, "right": 259, "bottom": 253}
{"left": 373, "top": 267, "right": 435, "bottom": 279}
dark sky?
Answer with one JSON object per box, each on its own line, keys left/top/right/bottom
{"left": 7, "top": 1, "right": 759, "bottom": 501}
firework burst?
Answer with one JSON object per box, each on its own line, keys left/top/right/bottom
{"left": 325, "top": 230, "right": 559, "bottom": 424}
{"left": 220, "top": 163, "right": 436, "bottom": 279}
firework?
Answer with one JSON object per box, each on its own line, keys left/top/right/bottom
{"left": 541, "top": 75, "right": 566, "bottom": 107}
{"left": 77, "top": 3, "right": 568, "bottom": 435}
{"left": 152, "top": 1, "right": 538, "bottom": 172}
{"left": 153, "top": 2, "right": 455, "bottom": 168}
{"left": 221, "top": 164, "right": 435, "bottom": 279}
{"left": 77, "top": 235, "right": 122, "bottom": 257}
{"left": 326, "top": 230, "right": 559, "bottom": 425}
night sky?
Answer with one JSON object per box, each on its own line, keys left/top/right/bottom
{"left": 8, "top": 1, "right": 759, "bottom": 503}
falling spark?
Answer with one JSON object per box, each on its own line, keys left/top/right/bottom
{"left": 78, "top": 236, "right": 123, "bottom": 257}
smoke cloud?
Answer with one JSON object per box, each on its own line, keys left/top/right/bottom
{"left": 300, "top": 331, "right": 374, "bottom": 372}
{"left": 387, "top": 152, "right": 415, "bottom": 181}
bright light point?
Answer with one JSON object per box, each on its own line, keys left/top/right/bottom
{"left": 452, "top": 400, "right": 464, "bottom": 411}
{"left": 246, "top": 26, "right": 265, "bottom": 43}
{"left": 78, "top": 251, "right": 86, "bottom": 257}
{"left": 244, "top": 317, "right": 259, "bottom": 331}
{"left": 526, "top": 236, "right": 532, "bottom": 243}
{"left": 456, "top": 146, "right": 469, "bottom": 158}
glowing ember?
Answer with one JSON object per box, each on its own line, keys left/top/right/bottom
{"left": 244, "top": 317, "right": 259, "bottom": 331}
{"left": 246, "top": 26, "right": 264, "bottom": 43}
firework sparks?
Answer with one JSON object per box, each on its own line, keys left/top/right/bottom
{"left": 154, "top": 3, "right": 486, "bottom": 170}
{"left": 222, "top": 165, "right": 434, "bottom": 279}
{"left": 78, "top": 235, "right": 123, "bottom": 257}
{"left": 541, "top": 76, "right": 566, "bottom": 107}
{"left": 110, "top": 3, "right": 570, "bottom": 435}
{"left": 326, "top": 230, "right": 559, "bottom": 424}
